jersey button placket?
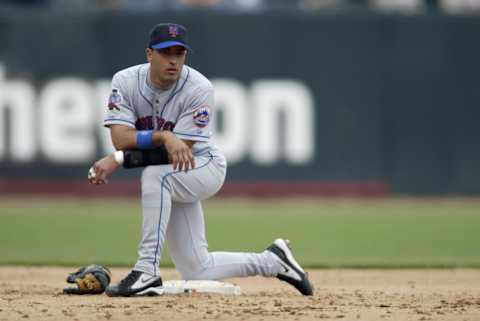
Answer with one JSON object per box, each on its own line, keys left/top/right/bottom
{"left": 154, "top": 98, "right": 160, "bottom": 129}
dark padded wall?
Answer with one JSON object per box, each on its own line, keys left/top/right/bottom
{"left": 0, "top": 10, "right": 479, "bottom": 195}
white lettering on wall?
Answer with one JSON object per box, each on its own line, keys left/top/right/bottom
{"left": 211, "top": 79, "right": 249, "bottom": 164}
{"left": 39, "top": 78, "right": 95, "bottom": 163}
{"left": 0, "top": 66, "right": 36, "bottom": 162}
{"left": 251, "top": 80, "right": 314, "bottom": 165}
{"left": 0, "top": 64, "right": 315, "bottom": 165}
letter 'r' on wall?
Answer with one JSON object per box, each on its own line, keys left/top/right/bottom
{"left": 250, "top": 80, "right": 314, "bottom": 165}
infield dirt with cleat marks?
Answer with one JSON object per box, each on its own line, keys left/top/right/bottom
{"left": 1, "top": 267, "right": 480, "bottom": 321}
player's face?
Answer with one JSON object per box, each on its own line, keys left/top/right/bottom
{"left": 147, "top": 46, "right": 187, "bottom": 88}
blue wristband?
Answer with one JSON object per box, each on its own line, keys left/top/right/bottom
{"left": 136, "top": 130, "right": 154, "bottom": 150}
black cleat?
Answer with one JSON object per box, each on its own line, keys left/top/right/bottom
{"left": 267, "top": 239, "right": 314, "bottom": 296}
{"left": 105, "top": 270, "right": 162, "bottom": 297}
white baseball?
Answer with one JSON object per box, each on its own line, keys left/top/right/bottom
{"left": 88, "top": 167, "right": 96, "bottom": 180}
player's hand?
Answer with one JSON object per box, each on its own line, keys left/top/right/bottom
{"left": 161, "top": 131, "right": 195, "bottom": 172}
{"left": 88, "top": 154, "right": 120, "bottom": 185}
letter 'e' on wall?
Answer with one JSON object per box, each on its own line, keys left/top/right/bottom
{"left": 39, "top": 78, "right": 95, "bottom": 163}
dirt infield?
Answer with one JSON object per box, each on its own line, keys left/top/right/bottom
{"left": 1, "top": 267, "right": 479, "bottom": 321}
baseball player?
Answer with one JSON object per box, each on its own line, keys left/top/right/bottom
{"left": 88, "top": 23, "right": 313, "bottom": 297}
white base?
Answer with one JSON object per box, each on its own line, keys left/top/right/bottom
{"left": 135, "top": 280, "right": 241, "bottom": 296}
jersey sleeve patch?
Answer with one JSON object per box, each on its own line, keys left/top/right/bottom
{"left": 107, "top": 88, "right": 122, "bottom": 111}
{"left": 192, "top": 106, "right": 210, "bottom": 128}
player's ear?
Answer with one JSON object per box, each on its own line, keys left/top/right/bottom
{"left": 146, "top": 48, "right": 153, "bottom": 62}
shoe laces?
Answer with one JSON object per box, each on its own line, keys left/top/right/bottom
{"left": 119, "top": 270, "right": 142, "bottom": 286}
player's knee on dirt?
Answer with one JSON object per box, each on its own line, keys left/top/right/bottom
{"left": 173, "top": 250, "right": 213, "bottom": 280}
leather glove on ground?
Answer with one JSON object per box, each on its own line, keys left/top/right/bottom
{"left": 63, "top": 265, "right": 111, "bottom": 294}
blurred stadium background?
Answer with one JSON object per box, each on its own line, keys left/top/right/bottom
{"left": 0, "top": 0, "right": 479, "bottom": 268}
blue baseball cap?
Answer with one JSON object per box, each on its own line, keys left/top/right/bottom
{"left": 148, "top": 23, "right": 192, "bottom": 52}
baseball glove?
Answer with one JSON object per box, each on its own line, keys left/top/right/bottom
{"left": 63, "top": 264, "right": 111, "bottom": 295}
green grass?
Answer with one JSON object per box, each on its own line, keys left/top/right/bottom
{"left": 1, "top": 197, "right": 479, "bottom": 268}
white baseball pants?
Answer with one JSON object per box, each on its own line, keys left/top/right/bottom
{"left": 133, "top": 153, "right": 280, "bottom": 279}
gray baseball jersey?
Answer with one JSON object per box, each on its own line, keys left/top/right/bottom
{"left": 104, "top": 63, "right": 221, "bottom": 158}
{"left": 103, "top": 63, "right": 280, "bottom": 280}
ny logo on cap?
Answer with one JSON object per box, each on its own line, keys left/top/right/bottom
{"left": 169, "top": 25, "right": 179, "bottom": 38}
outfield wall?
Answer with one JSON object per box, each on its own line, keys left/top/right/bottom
{"left": 0, "top": 10, "right": 479, "bottom": 195}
